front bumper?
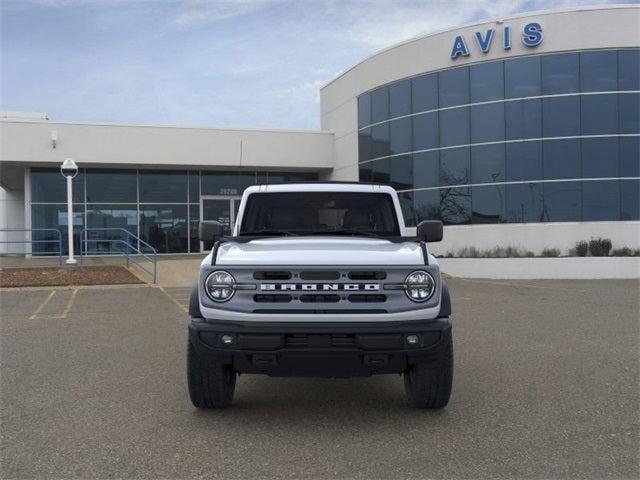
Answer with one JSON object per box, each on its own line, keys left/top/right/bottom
{"left": 189, "top": 317, "right": 452, "bottom": 377}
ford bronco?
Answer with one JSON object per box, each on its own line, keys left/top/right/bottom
{"left": 188, "top": 183, "right": 453, "bottom": 408}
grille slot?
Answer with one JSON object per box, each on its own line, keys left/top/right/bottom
{"left": 300, "top": 271, "right": 340, "bottom": 280}
{"left": 253, "top": 271, "right": 292, "bottom": 280}
{"left": 284, "top": 334, "right": 356, "bottom": 348}
{"left": 253, "top": 294, "right": 292, "bottom": 303}
{"left": 348, "top": 294, "right": 387, "bottom": 303}
{"left": 299, "top": 294, "right": 340, "bottom": 303}
{"left": 348, "top": 271, "right": 387, "bottom": 280}
{"left": 253, "top": 309, "right": 387, "bottom": 314}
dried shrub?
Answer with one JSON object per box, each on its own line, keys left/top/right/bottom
{"left": 588, "top": 237, "right": 612, "bottom": 257}
{"left": 541, "top": 248, "right": 561, "bottom": 257}
{"left": 574, "top": 241, "right": 589, "bottom": 257}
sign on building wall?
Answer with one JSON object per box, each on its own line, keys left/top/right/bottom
{"left": 450, "top": 22, "right": 543, "bottom": 59}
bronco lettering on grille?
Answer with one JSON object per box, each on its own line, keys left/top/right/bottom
{"left": 260, "top": 284, "right": 380, "bottom": 291}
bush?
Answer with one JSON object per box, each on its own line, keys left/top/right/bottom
{"left": 541, "top": 248, "right": 561, "bottom": 257}
{"left": 610, "top": 247, "right": 640, "bottom": 257}
{"left": 574, "top": 241, "right": 589, "bottom": 257}
{"left": 589, "top": 237, "right": 612, "bottom": 257}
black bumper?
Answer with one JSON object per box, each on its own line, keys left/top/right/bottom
{"left": 188, "top": 317, "right": 452, "bottom": 377}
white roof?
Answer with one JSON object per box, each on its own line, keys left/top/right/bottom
{"left": 242, "top": 183, "right": 397, "bottom": 194}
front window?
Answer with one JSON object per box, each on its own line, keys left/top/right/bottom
{"left": 239, "top": 192, "right": 400, "bottom": 237}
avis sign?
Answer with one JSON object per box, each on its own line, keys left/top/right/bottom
{"left": 450, "top": 22, "right": 543, "bottom": 59}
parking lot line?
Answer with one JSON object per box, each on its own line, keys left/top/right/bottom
{"left": 158, "top": 286, "right": 189, "bottom": 314}
{"left": 28, "top": 290, "right": 56, "bottom": 319}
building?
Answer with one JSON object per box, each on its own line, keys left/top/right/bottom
{"left": 1, "top": 5, "right": 639, "bottom": 256}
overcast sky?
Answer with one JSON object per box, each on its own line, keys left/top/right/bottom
{"left": 0, "top": 0, "right": 630, "bottom": 129}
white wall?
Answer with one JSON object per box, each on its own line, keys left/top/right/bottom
{"left": 0, "top": 120, "right": 334, "bottom": 171}
{"left": 0, "top": 186, "right": 26, "bottom": 254}
{"left": 420, "top": 221, "right": 640, "bottom": 256}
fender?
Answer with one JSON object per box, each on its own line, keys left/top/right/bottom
{"left": 439, "top": 280, "right": 452, "bottom": 317}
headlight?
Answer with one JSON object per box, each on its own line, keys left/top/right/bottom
{"left": 205, "top": 270, "right": 235, "bottom": 302}
{"left": 405, "top": 270, "right": 435, "bottom": 302}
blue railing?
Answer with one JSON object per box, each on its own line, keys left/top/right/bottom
{"left": 80, "top": 228, "right": 158, "bottom": 283}
{"left": 0, "top": 228, "right": 63, "bottom": 264}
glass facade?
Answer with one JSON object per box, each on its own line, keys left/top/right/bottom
{"left": 357, "top": 48, "right": 640, "bottom": 226}
{"left": 31, "top": 168, "right": 316, "bottom": 254}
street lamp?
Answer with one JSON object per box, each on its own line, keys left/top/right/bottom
{"left": 60, "top": 158, "right": 78, "bottom": 265}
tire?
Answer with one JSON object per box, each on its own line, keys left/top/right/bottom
{"left": 187, "top": 341, "right": 236, "bottom": 408}
{"left": 404, "top": 338, "right": 453, "bottom": 409}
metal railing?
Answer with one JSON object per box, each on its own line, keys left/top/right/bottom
{"left": 80, "top": 228, "right": 158, "bottom": 283}
{"left": 0, "top": 228, "right": 63, "bottom": 264}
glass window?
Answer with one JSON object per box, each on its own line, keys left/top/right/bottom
{"left": 359, "top": 164, "right": 372, "bottom": 183}
{"left": 470, "top": 103, "right": 504, "bottom": 143}
{"left": 389, "top": 79, "right": 411, "bottom": 118}
{"left": 582, "top": 137, "right": 619, "bottom": 178}
{"left": 139, "top": 205, "right": 188, "bottom": 253}
{"left": 188, "top": 171, "right": 199, "bottom": 202}
{"left": 86, "top": 205, "right": 138, "bottom": 254}
{"left": 618, "top": 49, "right": 640, "bottom": 91}
{"left": 470, "top": 61, "right": 504, "bottom": 102}
{"left": 582, "top": 180, "right": 620, "bottom": 221}
{"left": 542, "top": 97, "right": 580, "bottom": 137}
{"left": 413, "top": 151, "right": 440, "bottom": 189}
{"left": 371, "top": 158, "right": 390, "bottom": 184}
{"left": 370, "top": 86, "right": 389, "bottom": 123}
{"left": 471, "top": 144, "right": 505, "bottom": 184}
{"left": 621, "top": 180, "right": 640, "bottom": 220}
{"left": 31, "top": 168, "right": 84, "bottom": 203}
{"left": 139, "top": 170, "right": 187, "bottom": 203}
{"left": 543, "top": 182, "right": 581, "bottom": 222}
{"left": 506, "top": 183, "right": 543, "bottom": 223}
{"left": 256, "top": 171, "right": 268, "bottom": 185}
{"left": 389, "top": 117, "right": 412, "bottom": 155}
{"left": 189, "top": 204, "right": 199, "bottom": 253}
{"left": 414, "top": 189, "right": 440, "bottom": 223}
{"left": 358, "top": 94, "right": 371, "bottom": 128}
{"left": 506, "top": 141, "right": 543, "bottom": 182}
{"left": 268, "top": 171, "right": 316, "bottom": 184}
{"left": 31, "top": 204, "right": 84, "bottom": 255}
{"left": 389, "top": 155, "right": 413, "bottom": 191}
{"left": 543, "top": 139, "right": 581, "bottom": 180}
{"left": 619, "top": 93, "right": 639, "bottom": 134}
{"left": 439, "top": 67, "right": 469, "bottom": 108}
{"left": 472, "top": 185, "right": 505, "bottom": 224}
{"left": 412, "top": 73, "right": 438, "bottom": 113}
{"left": 620, "top": 136, "right": 640, "bottom": 177}
{"left": 439, "top": 108, "right": 469, "bottom": 147}
{"left": 86, "top": 169, "right": 137, "bottom": 203}
{"left": 505, "top": 99, "right": 542, "bottom": 140}
{"left": 412, "top": 112, "right": 438, "bottom": 151}
{"left": 440, "top": 187, "right": 471, "bottom": 225}
{"left": 398, "top": 191, "right": 416, "bottom": 227}
{"left": 359, "top": 128, "right": 372, "bottom": 162}
{"left": 542, "top": 52, "right": 579, "bottom": 94}
{"left": 581, "top": 94, "right": 618, "bottom": 135}
{"left": 580, "top": 51, "right": 617, "bottom": 92}
{"left": 201, "top": 171, "right": 254, "bottom": 195}
{"left": 440, "top": 147, "right": 470, "bottom": 186}
{"left": 505, "top": 56, "right": 541, "bottom": 98}
{"left": 370, "top": 123, "right": 390, "bottom": 158}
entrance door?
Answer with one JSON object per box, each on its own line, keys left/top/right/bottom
{"left": 200, "top": 196, "right": 241, "bottom": 251}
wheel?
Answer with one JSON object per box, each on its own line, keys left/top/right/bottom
{"left": 187, "top": 341, "right": 236, "bottom": 408}
{"left": 404, "top": 338, "right": 453, "bottom": 409}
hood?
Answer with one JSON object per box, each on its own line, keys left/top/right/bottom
{"left": 210, "top": 237, "right": 426, "bottom": 266}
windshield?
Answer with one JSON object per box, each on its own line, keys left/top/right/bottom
{"left": 239, "top": 192, "right": 400, "bottom": 237}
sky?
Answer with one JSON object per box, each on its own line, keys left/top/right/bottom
{"left": 0, "top": 0, "right": 631, "bottom": 130}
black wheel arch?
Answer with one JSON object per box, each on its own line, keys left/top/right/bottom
{"left": 189, "top": 283, "right": 203, "bottom": 318}
{"left": 439, "top": 280, "right": 452, "bottom": 317}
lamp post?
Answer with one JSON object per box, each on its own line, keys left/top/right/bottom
{"left": 60, "top": 158, "right": 78, "bottom": 265}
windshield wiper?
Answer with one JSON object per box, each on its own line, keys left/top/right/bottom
{"left": 239, "top": 229, "right": 301, "bottom": 236}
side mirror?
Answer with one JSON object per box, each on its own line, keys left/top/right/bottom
{"left": 199, "top": 221, "right": 225, "bottom": 250}
{"left": 416, "top": 220, "right": 443, "bottom": 242}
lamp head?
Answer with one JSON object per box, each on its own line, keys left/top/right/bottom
{"left": 60, "top": 158, "right": 78, "bottom": 179}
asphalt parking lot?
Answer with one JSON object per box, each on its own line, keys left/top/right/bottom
{"left": 1, "top": 279, "right": 638, "bottom": 479}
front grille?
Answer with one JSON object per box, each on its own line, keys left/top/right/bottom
{"left": 253, "top": 271, "right": 291, "bottom": 280}
{"left": 253, "top": 294, "right": 292, "bottom": 303}
{"left": 348, "top": 294, "right": 387, "bottom": 303}
{"left": 285, "top": 334, "right": 356, "bottom": 348}
{"left": 348, "top": 271, "right": 387, "bottom": 280}
{"left": 300, "top": 271, "right": 340, "bottom": 280}
{"left": 300, "top": 294, "right": 340, "bottom": 303}
{"left": 253, "top": 309, "right": 387, "bottom": 314}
